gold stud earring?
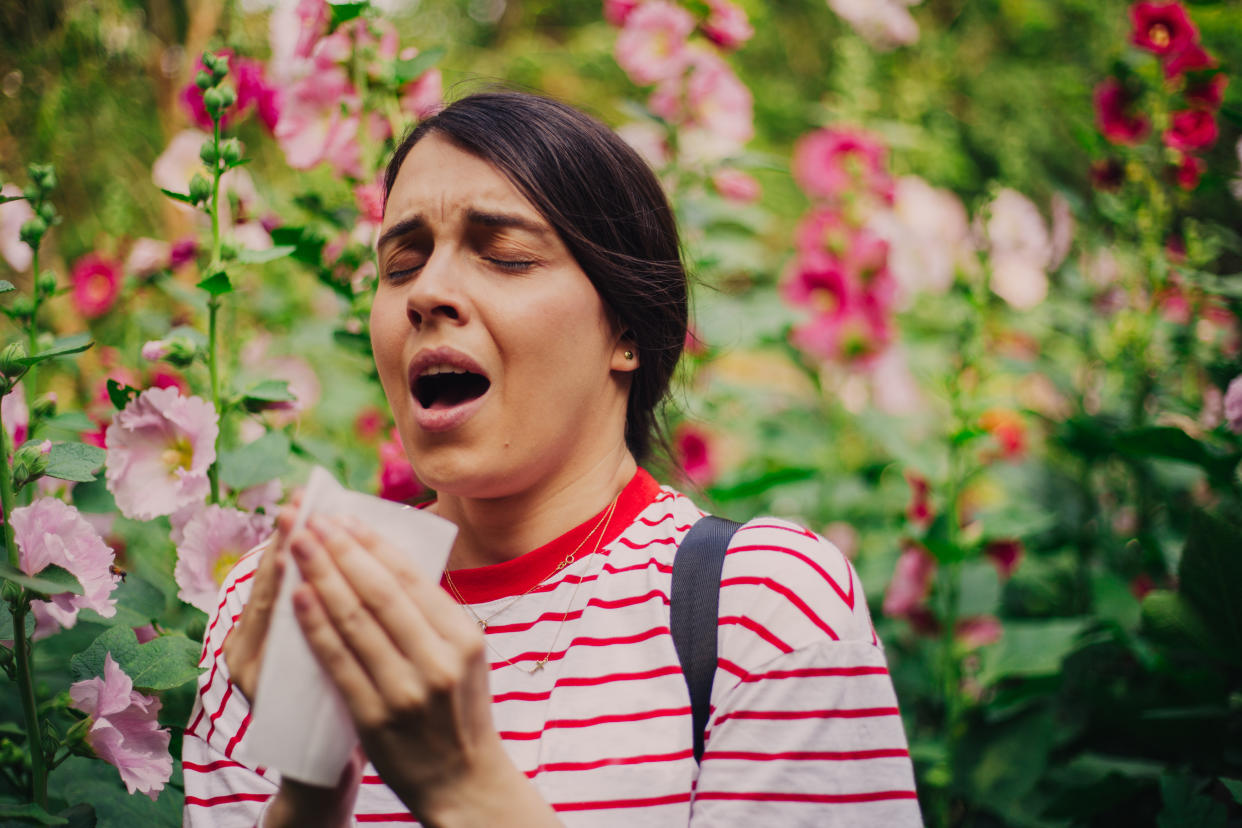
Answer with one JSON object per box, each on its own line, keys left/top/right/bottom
{"left": 624, "top": 350, "right": 634, "bottom": 360}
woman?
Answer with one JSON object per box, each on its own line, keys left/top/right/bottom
{"left": 184, "top": 92, "right": 922, "bottom": 827}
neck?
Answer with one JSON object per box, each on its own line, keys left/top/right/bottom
{"left": 436, "top": 444, "right": 638, "bottom": 570}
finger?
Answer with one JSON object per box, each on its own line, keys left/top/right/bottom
{"left": 337, "top": 516, "right": 482, "bottom": 649}
{"left": 291, "top": 581, "right": 388, "bottom": 730}
{"left": 274, "top": 490, "right": 304, "bottom": 538}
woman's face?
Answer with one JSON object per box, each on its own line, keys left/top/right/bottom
{"left": 372, "top": 133, "right": 636, "bottom": 501}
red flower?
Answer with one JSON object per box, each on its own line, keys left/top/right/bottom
{"left": 1164, "top": 108, "right": 1218, "bottom": 151}
{"left": 1094, "top": 79, "right": 1150, "bottom": 145}
{"left": 1185, "top": 73, "right": 1228, "bottom": 109}
{"left": 377, "top": 428, "right": 425, "bottom": 503}
{"left": 1163, "top": 42, "right": 1214, "bottom": 79}
{"left": 984, "top": 539, "right": 1023, "bottom": 579}
{"left": 906, "top": 472, "right": 933, "bottom": 528}
{"left": 169, "top": 238, "right": 198, "bottom": 270}
{"left": 674, "top": 423, "right": 718, "bottom": 487}
{"left": 71, "top": 253, "right": 122, "bottom": 318}
{"left": 1174, "top": 153, "right": 1205, "bottom": 190}
{"left": 1129, "top": 2, "right": 1198, "bottom": 57}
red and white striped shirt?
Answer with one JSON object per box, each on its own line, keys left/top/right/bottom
{"left": 183, "top": 469, "right": 922, "bottom": 826}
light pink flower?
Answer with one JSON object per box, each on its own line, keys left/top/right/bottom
{"left": 140, "top": 340, "right": 169, "bottom": 362}
{"left": 68, "top": 654, "right": 172, "bottom": 799}
{"left": 986, "top": 188, "right": 1052, "bottom": 310}
{"left": 71, "top": 253, "right": 122, "bottom": 319}
{"left": 616, "top": 121, "right": 672, "bottom": 169}
{"left": 125, "top": 238, "right": 170, "bottom": 277}
{"left": 236, "top": 478, "right": 283, "bottom": 514}
{"left": 664, "top": 49, "right": 754, "bottom": 162}
{"left": 869, "top": 347, "right": 922, "bottom": 416}
{"left": 175, "top": 505, "right": 271, "bottom": 613}
{"left": 712, "top": 168, "right": 760, "bottom": 202}
{"left": 883, "top": 543, "right": 935, "bottom": 618}
{"left": 956, "top": 615, "right": 1002, "bottom": 650}
{"left": 274, "top": 64, "right": 363, "bottom": 178}
{"left": 790, "top": 303, "right": 891, "bottom": 364}
{"left": 1225, "top": 375, "right": 1242, "bottom": 433}
{"left": 12, "top": 498, "right": 120, "bottom": 635}
{"left": 400, "top": 66, "right": 443, "bottom": 121}
{"left": 354, "top": 180, "right": 385, "bottom": 226}
{"left": 3, "top": 382, "right": 29, "bottom": 448}
{"left": 615, "top": 1, "right": 695, "bottom": 86}
{"left": 105, "top": 387, "right": 219, "bottom": 520}
{"left": 0, "top": 183, "right": 34, "bottom": 272}
{"left": 828, "top": 0, "right": 922, "bottom": 51}
{"left": 792, "top": 127, "right": 893, "bottom": 204}
{"left": 869, "top": 176, "right": 971, "bottom": 301}
{"left": 674, "top": 423, "right": 717, "bottom": 487}
{"left": 703, "top": 0, "right": 754, "bottom": 50}
{"left": 378, "top": 428, "right": 425, "bottom": 502}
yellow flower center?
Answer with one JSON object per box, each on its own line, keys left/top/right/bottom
{"left": 213, "top": 547, "right": 243, "bottom": 585}
{"left": 811, "top": 288, "right": 840, "bottom": 314}
{"left": 1150, "top": 24, "right": 1170, "bottom": 48}
{"left": 161, "top": 437, "right": 194, "bottom": 472}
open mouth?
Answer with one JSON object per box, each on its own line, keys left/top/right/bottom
{"left": 413, "top": 368, "right": 491, "bottom": 410}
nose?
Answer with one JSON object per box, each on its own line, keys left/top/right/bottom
{"left": 405, "top": 249, "right": 467, "bottom": 329}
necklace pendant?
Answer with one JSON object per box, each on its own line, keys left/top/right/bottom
{"left": 477, "top": 619, "right": 487, "bottom": 631}
{"left": 532, "top": 659, "right": 546, "bottom": 672}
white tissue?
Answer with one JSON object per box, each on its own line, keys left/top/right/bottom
{"left": 243, "top": 466, "right": 458, "bottom": 786}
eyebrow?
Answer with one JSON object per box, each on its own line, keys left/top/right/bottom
{"left": 376, "top": 208, "right": 551, "bottom": 252}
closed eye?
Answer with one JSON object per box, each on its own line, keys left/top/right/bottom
{"left": 485, "top": 257, "right": 536, "bottom": 272}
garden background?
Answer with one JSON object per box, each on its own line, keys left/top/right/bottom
{"left": 1, "top": 0, "right": 1240, "bottom": 824}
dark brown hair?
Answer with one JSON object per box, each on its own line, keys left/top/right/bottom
{"left": 383, "top": 91, "right": 688, "bottom": 462}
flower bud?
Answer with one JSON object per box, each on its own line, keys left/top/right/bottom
{"left": 164, "top": 337, "right": 201, "bottom": 368}
{"left": 37, "top": 202, "right": 56, "bottom": 224}
{"left": 18, "top": 216, "right": 47, "bottom": 247}
{"left": 31, "top": 392, "right": 56, "bottom": 418}
{"left": 141, "top": 340, "right": 170, "bottom": 362}
{"left": 219, "top": 240, "right": 238, "bottom": 261}
{"left": 219, "top": 138, "right": 243, "bottom": 166}
{"left": 0, "top": 342, "right": 28, "bottom": 377}
{"left": 202, "top": 87, "right": 224, "bottom": 116}
{"left": 12, "top": 441, "right": 50, "bottom": 489}
{"left": 8, "top": 295, "right": 34, "bottom": 320}
{"left": 195, "top": 70, "right": 214, "bottom": 90}
{"left": 35, "top": 269, "right": 57, "bottom": 297}
{"left": 217, "top": 84, "right": 237, "bottom": 110}
{"left": 199, "top": 140, "right": 219, "bottom": 167}
{"left": 27, "top": 163, "right": 56, "bottom": 193}
{"left": 189, "top": 173, "right": 212, "bottom": 205}
{"left": 208, "top": 54, "right": 229, "bottom": 82}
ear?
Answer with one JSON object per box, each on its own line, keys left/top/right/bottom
{"left": 610, "top": 334, "right": 639, "bottom": 373}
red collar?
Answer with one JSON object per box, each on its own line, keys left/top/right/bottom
{"left": 439, "top": 468, "right": 661, "bottom": 603}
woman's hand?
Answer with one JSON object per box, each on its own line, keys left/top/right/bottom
{"left": 262, "top": 748, "right": 364, "bottom": 828}
{"left": 222, "top": 495, "right": 300, "bottom": 702}
{"left": 286, "top": 514, "right": 560, "bottom": 826}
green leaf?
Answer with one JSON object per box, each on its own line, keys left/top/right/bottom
{"left": 329, "top": 0, "right": 368, "bottom": 26}
{"left": 393, "top": 47, "right": 446, "bottom": 84}
{"left": 707, "top": 466, "right": 818, "bottom": 502}
{"left": 106, "top": 378, "right": 139, "bottom": 410}
{"left": 49, "top": 756, "right": 183, "bottom": 827}
{"left": 159, "top": 187, "right": 196, "bottom": 205}
{"left": 71, "top": 476, "right": 117, "bottom": 514}
{"left": 235, "top": 244, "right": 295, "bottom": 265}
{"left": 241, "top": 379, "right": 297, "bottom": 404}
{"left": 39, "top": 411, "right": 95, "bottom": 435}
{"left": 17, "top": 333, "right": 93, "bottom": 367}
{"left": 196, "top": 270, "right": 233, "bottom": 296}
{"left": 219, "top": 430, "right": 292, "bottom": 491}
{"left": 1157, "top": 775, "right": 1227, "bottom": 828}
{"left": 0, "top": 801, "right": 69, "bottom": 825}
{"left": 0, "top": 280, "right": 15, "bottom": 294}
{"left": 270, "top": 226, "right": 326, "bottom": 266}
{"left": 0, "top": 562, "right": 84, "bottom": 596}
{"left": 1176, "top": 509, "right": 1242, "bottom": 663}
{"left": 45, "top": 442, "right": 106, "bottom": 483}
{"left": 70, "top": 626, "right": 203, "bottom": 692}
{"left": 976, "top": 618, "right": 1088, "bottom": 686}
{"left": 956, "top": 561, "right": 1001, "bottom": 617}
{"left": 79, "top": 575, "right": 167, "bottom": 629}
{"left": 0, "top": 600, "right": 35, "bottom": 641}
{"left": 1221, "top": 778, "right": 1242, "bottom": 805}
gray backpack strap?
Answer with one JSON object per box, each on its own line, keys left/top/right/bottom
{"left": 670, "top": 515, "right": 742, "bottom": 764}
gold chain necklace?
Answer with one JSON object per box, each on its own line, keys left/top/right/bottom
{"left": 443, "top": 495, "right": 619, "bottom": 674}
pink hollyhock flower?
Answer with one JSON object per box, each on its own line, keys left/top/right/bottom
{"left": 869, "top": 347, "right": 922, "bottom": 416}
{"left": 12, "top": 498, "right": 120, "bottom": 635}
{"left": 1164, "top": 108, "right": 1217, "bottom": 151}
{"left": 236, "top": 478, "right": 283, "bottom": 514}
{"left": 400, "top": 66, "right": 443, "bottom": 121}
{"left": 105, "top": 387, "right": 218, "bottom": 520}
{"left": 169, "top": 237, "right": 198, "bottom": 270}
{"left": 883, "top": 543, "right": 935, "bottom": 618}
{"left": 790, "top": 302, "right": 891, "bottom": 364}
{"left": 2, "top": 382, "right": 29, "bottom": 448}
{"left": 828, "top": 0, "right": 922, "bottom": 51}
{"left": 604, "top": 0, "right": 640, "bottom": 26}
{"left": 1175, "top": 153, "right": 1205, "bottom": 190}
{"left": 125, "top": 238, "right": 170, "bottom": 277}
{"left": 986, "top": 188, "right": 1051, "bottom": 310}
{"left": 674, "top": 423, "right": 717, "bottom": 487}
{"left": 0, "top": 183, "right": 34, "bottom": 272}
{"left": 133, "top": 624, "right": 159, "bottom": 644}
{"left": 275, "top": 65, "right": 363, "bottom": 177}
{"left": 140, "top": 340, "right": 169, "bottom": 362}
{"left": 1129, "top": 1, "right": 1198, "bottom": 57}
{"left": 353, "top": 406, "right": 386, "bottom": 442}
{"left": 792, "top": 127, "right": 892, "bottom": 203}
{"left": 180, "top": 51, "right": 238, "bottom": 131}
{"left": 956, "top": 615, "right": 1002, "bottom": 650}
{"left": 615, "top": 1, "right": 695, "bottom": 86}
{"left": 906, "top": 471, "right": 933, "bottom": 527}
{"left": 233, "top": 57, "right": 282, "bottom": 132}
{"left": 616, "top": 121, "right": 672, "bottom": 169}
{"left": 354, "top": 180, "right": 385, "bottom": 226}
{"left": 783, "top": 252, "right": 852, "bottom": 313}
{"left": 1164, "top": 42, "right": 1214, "bottom": 79}
{"left": 68, "top": 654, "right": 172, "bottom": 799}
{"left": 1224, "top": 375, "right": 1242, "bottom": 433}
{"left": 378, "top": 428, "right": 425, "bottom": 502}
{"left": 71, "top": 253, "right": 122, "bottom": 318}
{"left": 656, "top": 49, "right": 753, "bottom": 163}
{"left": 1094, "top": 78, "right": 1150, "bottom": 145}
{"left": 703, "top": 0, "right": 754, "bottom": 50}
{"left": 712, "top": 168, "right": 760, "bottom": 203}
{"left": 175, "top": 505, "right": 271, "bottom": 613}
{"left": 148, "top": 366, "right": 190, "bottom": 396}
{"left": 870, "top": 176, "right": 971, "bottom": 300}
{"left": 984, "top": 539, "right": 1023, "bottom": 579}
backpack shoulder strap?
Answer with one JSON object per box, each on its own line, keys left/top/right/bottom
{"left": 670, "top": 514, "right": 743, "bottom": 764}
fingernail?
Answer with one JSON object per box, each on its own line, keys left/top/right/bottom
{"left": 290, "top": 536, "right": 311, "bottom": 561}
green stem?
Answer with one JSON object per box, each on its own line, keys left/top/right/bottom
{"left": 0, "top": 401, "right": 20, "bottom": 568}
{"left": 12, "top": 602, "right": 46, "bottom": 809}
{"left": 207, "top": 296, "right": 221, "bottom": 505}
{"left": 25, "top": 245, "right": 40, "bottom": 398}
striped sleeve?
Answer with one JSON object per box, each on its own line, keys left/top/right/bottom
{"left": 689, "top": 518, "right": 923, "bottom": 826}
{"left": 183, "top": 544, "right": 280, "bottom": 827}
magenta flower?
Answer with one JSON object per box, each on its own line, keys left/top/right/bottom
{"left": 790, "top": 302, "right": 891, "bottom": 364}
{"left": 71, "top": 253, "right": 123, "bottom": 319}
{"left": 378, "top": 428, "right": 425, "bottom": 503}
{"left": 1163, "top": 108, "right": 1218, "bottom": 151}
{"left": 792, "top": 127, "right": 893, "bottom": 203}
{"left": 615, "top": 1, "right": 695, "bottom": 86}
{"left": 1094, "top": 78, "right": 1150, "bottom": 146}
{"left": 105, "top": 387, "right": 219, "bottom": 520}
{"left": 175, "top": 505, "right": 271, "bottom": 613}
{"left": 2, "top": 381, "right": 29, "bottom": 448}
{"left": 1225, "top": 375, "right": 1242, "bottom": 434}
{"left": 674, "top": 423, "right": 718, "bottom": 487}
{"left": 11, "top": 498, "right": 120, "bottom": 636}
{"left": 1129, "top": 1, "right": 1198, "bottom": 58}
{"left": 604, "top": 0, "right": 640, "bottom": 26}
{"left": 69, "top": 654, "right": 173, "bottom": 799}
{"left": 703, "top": 0, "right": 754, "bottom": 51}
{"left": 883, "top": 543, "right": 936, "bottom": 619}
{"left": 399, "top": 65, "right": 443, "bottom": 121}
{"left": 712, "top": 168, "right": 760, "bottom": 203}
{"left": 274, "top": 64, "right": 363, "bottom": 177}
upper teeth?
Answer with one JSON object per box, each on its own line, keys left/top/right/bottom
{"left": 421, "top": 364, "right": 470, "bottom": 377}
